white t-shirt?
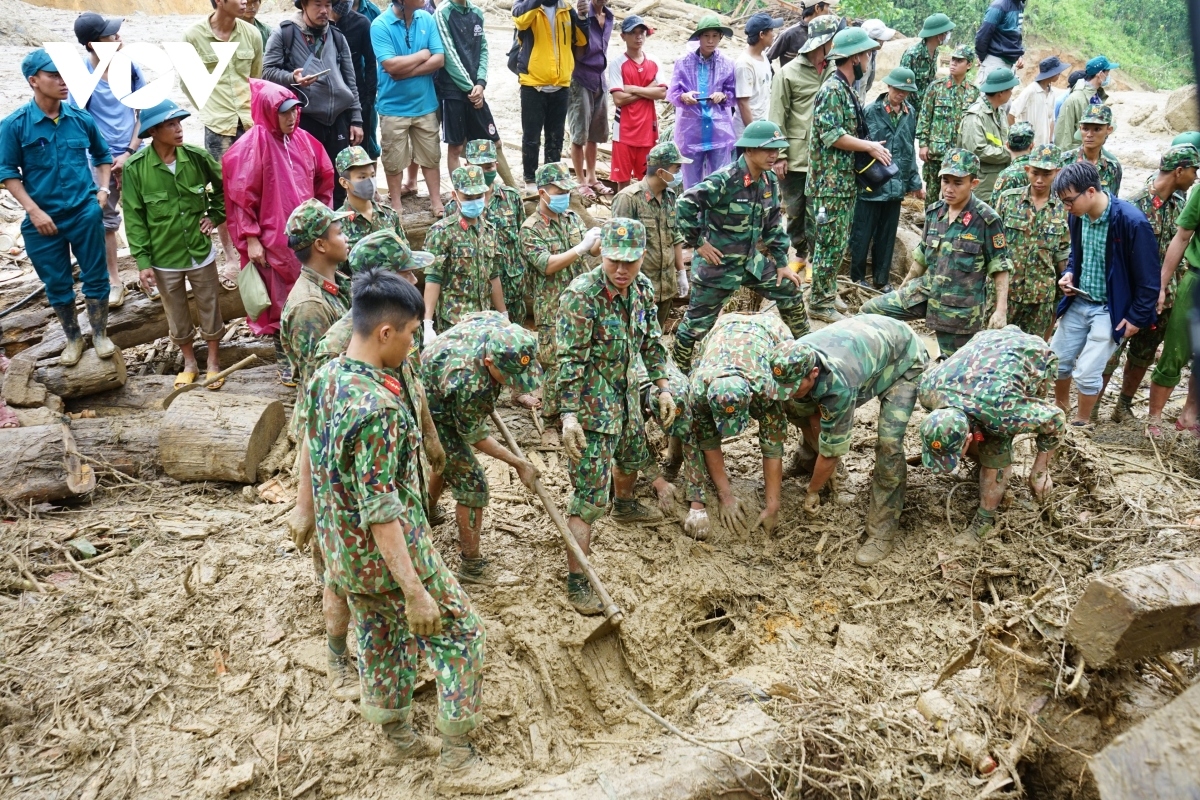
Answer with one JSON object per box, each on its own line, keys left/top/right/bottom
{"left": 1010, "top": 82, "right": 1061, "bottom": 147}
{"left": 733, "top": 51, "right": 773, "bottom": 135}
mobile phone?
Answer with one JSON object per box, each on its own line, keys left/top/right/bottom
{"left": 301, "top": 68, "right": 331, "bottom": 80}
{"left": 1071, "top": 286, "right": 1097, "bottom": 303}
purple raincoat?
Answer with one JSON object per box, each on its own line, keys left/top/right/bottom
{"left": 667, "top": 48, "right": 738, "bottom": 156}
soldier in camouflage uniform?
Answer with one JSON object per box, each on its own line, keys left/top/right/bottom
{"left": 771, "top": 315, "right": 927, "bottom": 565}
{"left": 673, "top": 120, "right": 807, "bottom": 369}
{"left": 335, "top": 146, "right": 409, "bottom": 266}
{"left": 1062, "top": 104, "right": 1123, "bottom": 196}
{"left": 900, "top": 13, "right": 955, "bottom": 127}
{"left": 1100, "top": 144, "right": 1199, "bottom": 421}
{"left": 992, "top": 121, "right": 1035, "bottom": 194}
{"left": 861, "top": 149, "right": 1012, "bottom": 357}
{"left": 808, "top": 28, "right": 888, "bottom": 322}
{"left": 993, "top": 143, "right": 1070, "bottom": 338}
{"left": 519, "top": 162, "right": 601, "bottom": 437}
{"left": 423, "top": 312, "right": 543, "bottom": 584}
{"left": 958, "top": 67, "right": 1018, "bottom": 203}
{"left": 917, "top": 44, "right": 979, "bottom": 199}
{"left": 691, "top": 313, "right": 793, "bottom": 534}
{"left": 611, "top": 142, "right": 690, "bottom": 328}
{"left": 557, "top": 219, "right": 677, "bottom": 613}
{"left": 639, "top": 361, "right": 712, "bottom": 539}
{"left": 920, "top": 326, "right": 1065, "bottom": 548}
{"left": 306, "top": 270, "right": 521, "bottom": 794}
{"left": 463, "top": 140, "right": 528, "bottom": 326}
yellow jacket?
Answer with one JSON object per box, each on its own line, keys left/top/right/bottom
{"left": 511, "top": 0, "right": 587, "bottom": 88}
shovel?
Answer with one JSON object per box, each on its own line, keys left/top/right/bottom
{"left": 490, "top": 410, "right": 624, "bottom": 643}
{"left": 161, "top": 355, "right": 258, "bottom": 409}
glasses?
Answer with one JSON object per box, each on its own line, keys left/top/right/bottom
{"left": 1059, "top": 192, "right": 1082, "bottom": 207}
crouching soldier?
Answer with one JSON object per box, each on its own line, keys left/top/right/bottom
{"left": 640, "top": 361, "right": 711, "bottom": 538}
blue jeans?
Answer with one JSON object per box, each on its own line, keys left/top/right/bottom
{"left": 1051, "top": 298, "right": 1121, "bottom": 395}
{"left": 22, "top": 199, "right": 108, "bottom": 307}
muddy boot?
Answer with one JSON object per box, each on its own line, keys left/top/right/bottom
{"left": 953, "top": 508, "right": 995, "bottom": 549}
{"left": 809, "top": 307, "right": 847, "bottom": 324}
{"left": 84, "top": 297, "right": 116, "bottom": 359}
{"left": 52, "top": 304, "right": 85, "bottom": 366}
{"left": 662, "top": 436, "right": 683, "bottom": 482}
{"left": 833, "top": 294, "right": 848, "bottom": 313}
{"left": 380, "top": 721, "right": 441, "bottom": 765}
{"left": 610, "top": 497, "right": 663, "bottom": 523}
{"left": 456, "top": 555, "right": 493, "bottom": 586}
{"left": 855, "top": 530, "right": 896, "bottom": 566}
{"left": 435, "top": 737, "right": 523, "bottom": 795}
{"left": 1111, "top": 394, "right": 1135, "bottom": 423}
{"left": 326, "top": 648, "right": 360, "bottom": 702}
{"left": 785, "top": 440, "right": 818, "bottom": 477}
{"left": 428, "top": 502, "right": 448, "bottom": 527}
{"left": 566, "top": 572, "right": 603, "bottom": 616}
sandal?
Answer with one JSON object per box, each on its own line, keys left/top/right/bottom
{"left": 513, "top": 392, "right": 541, "bottom": 410}
{"left": 173, "top": 371, "right": 197, "bottom": 389}
{"left": 590, "top": 182, "right": 613, "bottom": 196}
{"left": 204, "top": 371, "right": 225, "bottom": 391}
{"left": 0, "top": 400, "right": 18, "bottom": 429}
{"left": 219, "top": 264, "right": 238, "bottom": 291}
{"left": 1175, "top": 418, "right": 1200, "bottom": 434}
{"left": 1146, "top": 417, "right": 1165, "bottom": 439}
{"left": 398, "top": 185, "right": 418, "bottom": 198}
{"left": 578, "top": 185, "right": 598, "bottom": 200}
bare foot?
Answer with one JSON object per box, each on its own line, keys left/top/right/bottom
{"left": 0, "top": 401, "right": 18, "bottom": 428}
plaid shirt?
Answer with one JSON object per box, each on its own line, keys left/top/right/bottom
{"left": 1078, "top": 199, "right": 1110, "bottom": 302}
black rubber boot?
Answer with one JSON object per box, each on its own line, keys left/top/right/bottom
{"left": 84, "top": 297, "right": 116, "bottom": 358}
{"left": 52, "top": 303, "right": 85, "bottom": 366}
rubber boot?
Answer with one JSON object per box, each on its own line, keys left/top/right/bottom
{"left": 662, "top": 436, "right": 683, "bottom": 482}
{"left": 84, "top": 297, "right": 116, "bottom": 359}
{"left": 380, "top": 720, "right": 441, "bottom": 765}
{"left": 435, "top": 736, "right": 523, "bottom": 795}
{"left": 326, "top": 648, "right": 360, "bottom": 702}
{"left": 954, "top": 508, "right": 995, "bottom": 549}
{"left": 809, "top": 307, "right": 847, "bottom": 324}
{"left": 611, "top": 497, "right": 663, "bottom": 523}
{"left": 52, "top": 303, "right": 85, "bottom": 366}
{"left": 566, "top": 572, "right": 603, "bottom": 616}
{"left": 1111, "top": 394, "right": 1134, "bottom": 423}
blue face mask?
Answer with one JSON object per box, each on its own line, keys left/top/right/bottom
{"left": 546, "top": 192, "right": 571, "bottom": 214}
{"left": 662, "top": 168, "right": 682, "bottom": 187}
{"left": 459, "top": 198, "right": 485, "bottom": 219}
{"left": 1100, "top": 74, "right": 1111, "bottom": 87}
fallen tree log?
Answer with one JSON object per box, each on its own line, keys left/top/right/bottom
{"left": 159, "top": 392, "right": 285, "bottom": 483}
{"left": 1090, "top": 681, "right": 1200, "bottom": 799}
{"left": 35, "top": 347, "right": 127, "bottom": 399}
{"left": 69, "top": 412, "right": 162, "bottom": 478}
{"left": 65, "top": 365, "right": 293, "bottom": 416}
{"left": 1, "top": 351, "right": 49, "bottom": 407}
{"left": 0, "top": 423, "right": 95, "bottom": 504}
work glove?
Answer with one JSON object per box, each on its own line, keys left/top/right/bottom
{"left": 423, "top": 320, "right": 437, "bottom": 343}
{"left": 683, "top": 507, "right": 710, "bottom": 540}
{"left": 677, "top": 270, "right": 690, "bottom": 298}
{"left": 562, "top": 414, "right": 587, "bottom": 461}
{"left": 577, "top": 227, "right": 602, "bottom": 255}
{"left": 657, "top": 391, "right": 677, "bottom": 429}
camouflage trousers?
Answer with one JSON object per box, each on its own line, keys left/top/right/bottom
{"left": 672, "top": 265, "right": 810, "bottom": 372}
{"left": 1008, "top": 301, "right": 1056, "bottom": 340}
{"left": 568, "top": 410, "right": 655, "bottom": 524}
{"left": 780, "top": 170, "right": 815, "bottom": 260}
{"left": 640, "top": 385, "right": 706, "bottom": 505}
{"left": 501, "top": 269, "right": 528, "bottom": 326}
{"left": 431, "top": 414, "right": 489, "bottom": 508}
{"left": 860, "top": 288, "right": 973, "bottom": 358}
{"left": 537, "top": 325, "right": 562, "bottom": 419}
{"left": 1104, "top": 305, "right": 1171, "bottom": 378}
{"left": 922, "top": 158, "right": 942, "bottom": 201}
{"left": 345, "top": 532, "right": 485, "bottom": 735}
{"left": 809, "top": 194, "right": 856, "bottom": 311}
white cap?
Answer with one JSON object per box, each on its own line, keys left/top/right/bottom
{"left": 861, "top": 18, "right": 897, "bottom": 41}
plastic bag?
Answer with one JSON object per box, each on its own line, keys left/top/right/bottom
{"left": 237, "top": 264, "right": 270, "bottom": 320}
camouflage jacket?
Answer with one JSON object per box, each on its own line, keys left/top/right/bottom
{"left": 421, "top": 311, "right": 510, "bottom": 444}
{"left": 1130, "top": 176, "right": 1186, "bottom": 307}
{"left": 611, "top": 179, "right": 683, "bottom": 301}
{"left": 908, "top": 194, "right": 1011, "bottom": 334}
{"left": 424, "top": 214, "right": 500, "bottom": 332}
{"left": 519, "top": 208, "right": 592, "bottom": 328}
{"left": 899, "top": 42, "right": 937, "bottom": 125}
{"left": 306, "top": 356, "right": 428, "bottom": 595}
{"left": 916, "top": 76, "right": 979, "bottom": 157}
{"left": 677, "top": 155, "right": 790, "bottom": 282}
{"left": 691, "top": 313, "right": 792, "bottom": 458}
{"left": 992, "top": 154, "right": 1030, "bottom": 194}
{"left": 810, "top": 72, "right": 860, "bottom": 199}
{"left": 645, "top": 360, "right": 706, "bottom": 503}
{"left": 958, "top": 97, "right": 1011, "bottom": 198}
{"left": 338, "top": 198, "right": 408, "bottom": 268}
{"left": 557, "top": 267, "right": 669, "bottom": 434}
{"left": 281, "top": 265, "right": 351, "bottom": 391}
{"left": 1062, "top": 148, "right": 1123, "bottom": 196}
{"left": 446, "top": 181, "right": 526, "bottom": 280}
{"left": 919, "top": 325, "right": 1066, "bottom": 453}
{"left": 993, "top": 187, "right": 1070, "bottom": 305}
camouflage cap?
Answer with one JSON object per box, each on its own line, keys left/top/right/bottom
{"left": 1161, "top": 143, "right": 1200, "bottom": 171}
{"left": 464, "top": 139, "right": 498, "bottom": 165}
{"left": 601, "top": 217, "right": 646, "bottom": 261}
{"left": 769, "top": 340, "right": 817, "bottom": 388}
{"left": 920, "top": 407, "right": 970, "bottom": 473}
{"left": 1171, "top": 131, "right": 1200, "bottom": 149}
{"left": 950, "top": 43, "right": 975, "bottom": 62}
{"left": 707, "top": 375, "right": 752, "bottom": 438}
{"left": 348, "top": 229, "right": 434, "bottom": 273}
{"left": 799, "top": 14, "right": 839, "bottom": 54}
{"left": 486, "top": 325, "right": 542, "bottom": 394}
{"left": 1079, "top": 104, "right": 1113, "bottom": 127}
{"left": 646, "top": 141, "right": 694, "bottom": 168}
{"left": 286, "top": 199, "right": 350, "bottom": 251}
{"left": 939, "top": 148, "right": 979, "bottom": 177}
{"left": 1007, "top": 121, "right": 1035, "bottom": 150}
{"left": 452, "top": 164, "right": 489, "bottom": 195}
{"left": 1026, "top": 143, "right": 1063, "bottom": 170}
{"left": 535, "top": 162, "right": 578, "bottom": 190}
{"left": 335, "top": 145, "right": 374, "bottom": 173}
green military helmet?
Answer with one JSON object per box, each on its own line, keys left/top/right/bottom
{"left": 348, "top": 229, "right": 434, "bottom": 274}
{"left": 828, "top": 26, "right": 880, "bottom": 60}
{"left": 646, "top": 141, "right": 693, "bottom": 168}
{"left": 286, "top": 198, "right": 350, "bottom": 251}
{"left": 1026, "top": 143, "right": 1064, "bottom": 170}
{"left": 486, "top": 324, "right": 542, "bottom": 394}
{"left": 601, "top": 217, "right": 647, "bottom": 261}
{"left": 735, "top": 119, "right": 788, "bottom": 149}
{"left": 799, "top": 14, "right": 839, "bottom": 54}
{"left": 1171, "top": 131, "right": 1200, "bottom": 149}
{"left": 918, "top": 13, "right": 955, "bottom": 39}
{"left": 979, "top": 67, "right": 1019, "bottom": 94}
{"left": 882, "top": 66, "right": 918, "bottom": 93}
{"left": 1007, "top": 121, "right": 1035, "bottom": 150}
{"left": 1078, "top": 104, "right": 1114, "bottom": 127}
{"left": 707, "top": 375, "right": 752, "bottom": 438}
{"left": 1161, "top": 143, "right": 1200, "bottom": 172}
{"left": 768, "top": 340, "right": 817, "bottom": 388}
{"left": 920, "top": 407, "right": 970, "bottom": 473}
{"left": 939, "top": 148, "right": 980, "bottom": 177}
{"left": 690, "top": 13, "right": 733, "bottom": 40}
{"left": 535, "top": 162, "right": 578, "bottom": 190}
{"left": 464, "top": 139, "right": 498, "bottom": 165}
{"left": 452, "top": 164, "right": 489, "bottom": 195}
{"left": 950, "top": 43, "right": 975, "bottom": 62}
{"left": 335, "top": 145, "right": 373, "bottom": 173}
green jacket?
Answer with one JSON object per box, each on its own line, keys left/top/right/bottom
{"left": 1054, "top": 81, "right": 1106, "bottom": 150}
{"left": 958, "top": 96, "right": 1010, "bottom": 203}
{"left": 859, "top": 92, "right": 921, "bottom": 202}
{"left": 122, "top": 143, "right": 225, "bottom": 271}
{"left": 768, "top": 52, "right": 833, "bottom": 173}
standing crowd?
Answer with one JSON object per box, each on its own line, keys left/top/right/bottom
{"left": 0, "top": 0, "right": 1196, "bottom": 790}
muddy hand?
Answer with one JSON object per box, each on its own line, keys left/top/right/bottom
{"left": 562, "top": 414, "right": 587, "bottom": 461}
{"left": 717, "top": 496, "right": 746, "bottom": 532}
{"left": 802, "top": 491, "right": 821, "bottom": 516}
{"left": 286, "top": 505, "right": 315, "bottom": 550}
{"left": 654, "top": 478, "right": 677, "bottom": 511}
{"left": 515, "top": 458, "right": 541, "bottom": 490}
{"left": 406, "top": 587, "right": 443, "bottom": 637}
{"left": 658, "top": 391, "right": 677, "bottom": 429}
{"left": 1029, "top": 469, "right": 1053, "bottom": 501}
{"left": 424, "top": 436, "right": 446, "bottom": 476}
{"left": 684, "top": 507, "right": 710, "bottom": 539}
{"left": 758, "top": 507, "right": 779, "bottom": 535}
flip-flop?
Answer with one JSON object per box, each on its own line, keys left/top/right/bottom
{"left": 513, "top": 393, "right": 541, "bottom": 410}
{"left": 204, "top": 371, "right": 225, "bottom": 391}
{"left": 1175, "top": 418, "right": 1200, "bottom": 433}
{"left": 174, "top": 372, "right": 197, "bottom": 389}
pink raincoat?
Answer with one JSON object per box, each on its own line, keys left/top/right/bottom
{"left": 223, "top": 79, "right": 335, "bottom": 336}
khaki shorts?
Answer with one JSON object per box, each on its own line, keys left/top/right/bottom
{"left": 380, "top": 111, "right": 441, "bottom": 174}
{"left": 153, "top": 259, "right": 225, "bottom": 345}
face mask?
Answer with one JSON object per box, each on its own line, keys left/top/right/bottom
{"left": 852, "top": 60, "right": 865, "bottom": 81}
{"left": 661, "top": 168, "right": 682, "bottom": 187}
{"left": 1101, "top": 75, "right": 1111, "bottom": 87}
{"left": 483, "top": 169, "right": 498, "bottom": 186}
{"left": 348, "top": 178, "right": 375, "bottom": 200}
{"left": 546, "top": 192, "right": 571, "bottom": 214}
{"left": 459, "top": 198, "right": 485, "bottom": 219}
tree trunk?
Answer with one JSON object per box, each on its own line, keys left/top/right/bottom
{"left": 69, "top": 412, "right": 163, "bottom": 478}
{"left": 0, "top": 423, "right": 95, "bottom": 505}
{"left": 159, "top": 392, "right": 286, "bottom": 483}
{"left": 65, "top": 366, "right": 294, "bottom": 416}
{"left": 1091, "top": 682, "right": 1200, "bottom": 799}
{"left": 35, "top": 347, "right": 127, "bottom": 399}
{"left": 0, "top": 351, "right": 48, "bottom": 408}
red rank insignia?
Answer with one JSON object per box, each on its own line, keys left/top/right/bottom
{"left": 1152, "top": 196, "right": 1164, "bottom": 209}
{"left": 962, "top": 211, "right": 972, "bottom": 226}
{"left": 744, "top": 173, "right": 753, "bottom": 187}
{"left": 322, "top": 280, "right": 339, "bottom": 296}
{"left": 382, "top": 375, "right": 402, "bottom": 396}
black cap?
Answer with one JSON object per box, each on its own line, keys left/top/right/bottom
{"left": 1034, "top": 55, "right": 1070, "bottom": 82}
{"left": 74, "top": 12, "right": 122, "bottom": 46}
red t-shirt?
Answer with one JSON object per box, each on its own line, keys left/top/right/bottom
{"left": 607, "top": 53, "right": 663, "bottom": 147}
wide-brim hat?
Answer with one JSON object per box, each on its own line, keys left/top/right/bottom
{"left": 735, "top": 120, "right": 788, "bottom": 149}
{"left": 1035, "top": 56, "right": 1070, "bottom": 82}
{"left": 882, "top": 66, "right": 918, "bottom": 93}
{"left": 980, "top": 67, "right": 1019, "bottom": 94}
{"left": 690, "top": 13, "right": 733, "bottom": 40}
{"left": 799, "top": 14, "right": 839, "bottom": 54}
{"left": 828, "top": 27, "right": 879, "bottom": 59}
{"left": 137, "top": 99, "right": 190, "bottom": 138}
{"left": 918, "top": 12, "right": 955, "bottom": 39}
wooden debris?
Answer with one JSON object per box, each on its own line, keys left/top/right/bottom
{"left": 35, "top": 347, "right": 127, "bottom": 399}
{"left": 159, "top": 392, "right": 285, "bottom": 483}
{"left": 0, "top": 423, "right": 95, "bottom": 504}
{"left": 1090, "top": 682, "right": 1200, "bottom": 799}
